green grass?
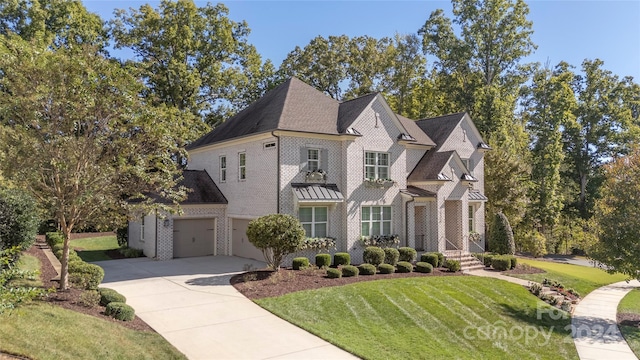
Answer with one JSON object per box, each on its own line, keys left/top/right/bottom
{"left": 7, "top": 254, "right": 42, "bottom": 288}
{"left": 618, "top": 288, "right": 640, "bottom": 358}
{"left": 0, "top": 303, "right": 186, "bottom": 360}
{"left": 71, "top": 235, "right": 119, "bottom": 262}
{"left": 257, "top": 277, "right": 577, "bottom": 360}
{"left": 509, "top": 258, "right": 628, "bottom": 296}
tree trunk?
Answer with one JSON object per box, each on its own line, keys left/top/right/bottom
{"left": 59, "top": 232, "right": 70, "bottom": 290}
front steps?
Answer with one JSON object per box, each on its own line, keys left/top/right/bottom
{"left": 442, "top": 251, "right": 485, "bottom": 272}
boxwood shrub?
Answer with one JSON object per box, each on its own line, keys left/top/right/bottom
{"left": 326, "top": 268, "right": 342, "bottom": 278}
{"left": 69, "top": 262, "right": 104, "bottom": 290}
{"left": 483, "top": 254, "right": 495, "bottom": 267}
{"left": 378, "top": 263, "right": 395, "bottom": 274}
{"left": 45, "top": 232, "right": 64, "bottom": 247}
{"left": 363, "top": 246, "right": 385, "bottom": 266}
{"left": 436, "top": 252, "right": 444, "bottom": 267}
{"left": 357, "top": 263, "right": 377, "bottom": 275}
{"left": 398, "top": 247, "right": 417, "bottom": 262}
{"left": 105, "top": 302, "right": 135, "bottom": 321}
{"left": 491, "top": 256, "right": 511, "bottom": 271}
{"left": 415, "top": 262, "right": 433, "bottom": 273}
{"left": 333, "top": 252, "right": 350, "bottom": 266}
{"left": 383, "top": 248, "right": 399, "bottom": 266}
{"left": 445, "top": 259, "right": 461, "bottom": 272}
{"left": 396, "top": 261, "right": 413, "bottom": 273}
{"left": 98, "top": 287, "right": 127, "bottom": 306}
{"left": 315, "top": 253, "right": 331, "bottom": 268}
{"left": 341, "top": 265, "right": 359, "bottom": 277}
{"left": 509, "top": 256, "right": 517, "bottom": 269}
{"left": 292, "top": 257, "right": 310, "bottom": 270}
{"left": 420, "top": 253, "right": 439, "bottom": 268}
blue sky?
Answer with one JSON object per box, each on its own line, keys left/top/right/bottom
{"left": 84, "top": 0, "right": 640, "bottom": 80}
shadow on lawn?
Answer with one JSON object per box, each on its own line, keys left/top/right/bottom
{"left": 497, "top": 303, "right": 573, "bottom": 337}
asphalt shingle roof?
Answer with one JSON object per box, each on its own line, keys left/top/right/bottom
{"left": 179, "top": 170, "right": 228, "bottom": 204}
{"left": 407, "top": 151, "right": 455, "bottom": 182}
{"left": 396, "top": 114, "right": 436, "bottom": 147}
{"left": 415, "top": 112, "right": 466, "bottom": 150}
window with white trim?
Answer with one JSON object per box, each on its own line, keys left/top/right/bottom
{"left": 220, "top": 156, "right": 226, "bottom": 183}
{"left": 364, "top": 152, "right": 389, "bottom": 180}
{"left": 307, "top": 149, "right": 319, "bottom": 172}
{"left": 468, "top": 205, "right": 475, "bottom": 232}
{"left": 361, "top": 206, "right": 392, "bottom": 236}
{"left": 299, "top": 207, "right": 327, "bottom": 237}
{"left": 238, "top": 152, "right": 246, "bottom": 180}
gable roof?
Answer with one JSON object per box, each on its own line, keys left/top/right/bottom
{"left": 396, "top": 114, "right": 436, "bottom": 147}
{"left": 337, "top": 93, "right": 377, "bottom": 133}
{"left": 407, "top": 151, "right": 456, "bottom": 182}
{"left": 414, "top": 112, "right": 466, "bottom": 150}
{"left": 179, "top": 170, "right": 228, "bottom": 204}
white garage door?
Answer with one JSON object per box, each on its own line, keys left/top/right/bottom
{"left": 173, "top": 219, "right": 216, "bottom": 258}
{"left": 232, "top": 219, "right": 264, "bottom": 261}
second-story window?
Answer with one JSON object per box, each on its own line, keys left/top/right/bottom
{"left": 307, "top": 149, "right": 319, "bottom": 171}
{"left": 238, "top": 152, "right": 246, "bottom": 181}
{"left": 220, "top": 156, "right": 226, "bottom": 183}
{"left": 364, "top": 152, "right": 389, "bottom": 180}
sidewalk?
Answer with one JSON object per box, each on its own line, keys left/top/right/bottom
{"left": 572, "top": 280, "right": 640, "bottom": 360}
{"left": 466, "top": 268, "right": 532, "bottom": 287}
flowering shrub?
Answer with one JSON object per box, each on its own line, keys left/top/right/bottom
{"left": 363, "top": 178, "right": 394, "bottom": 188}
{"left": 469, "top": 231, "right": 481, "bottom": 242}
{"left": 299, "top": 237, "right": 336, "bottom": 251}
{"left": 359, "top": 234, "right": 399, "bottom": 248}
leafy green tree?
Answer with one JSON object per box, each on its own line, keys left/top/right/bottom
{"left": 344, "top": 35, "right": 393, "bottom": 98}
{"left": 522, "top": 63, "right": 576, "bottom": 235}
{"left": 590, "top": 147, "right": 640, "bottom": 279}
{"left": 0, "top": 35, "right": 186, "bottom": 290}
{"left": 110, "top": 0, "right": 273, "bottom": 128}
{"left": 489, "top": 212, "right": 515, "bottom": 255}
{"left": 246, "top": 214, "right": 305, "bottom": 271}
{"left": 0, "top": 188, "right": 39, "bottom": 260}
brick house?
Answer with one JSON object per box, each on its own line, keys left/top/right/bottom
{"left": 127, "top": 77, "right": 490, "bottom": 263}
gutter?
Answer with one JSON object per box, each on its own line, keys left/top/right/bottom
{"left": 272, "top": 131, "right": 281, "bottom": 213}
{"left": 405, "top": 197, "right": 415, "bottom": 248}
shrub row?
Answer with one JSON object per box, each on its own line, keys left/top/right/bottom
{"left": 420, "top": 252, "right": 444, "bottom": 268}
{"left": 105, "top": 302, "right": 135, "bottom": 321}
{"left": 444, "top": 259, "right": 461, "bottom": 272}
{"left": 45, "top": 232, "right": 64, "bottom": 248}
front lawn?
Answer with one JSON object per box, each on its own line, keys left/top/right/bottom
{"left": 618, "top": 288, "right": 640, "bottom": 358}
{"left": 508, "top": 258, "right": 628, "bottom": 296}
{"left": 0, "top": 304, "right": 186, "bottom": 360}
{"left": 257, "top": 276, "right": 577, "bottom": 360}
{"left": 71, "top": 235, "right": 119, "bottom": 262}
{"left": 7, "top": 254, "right": 42, "bottom": 288}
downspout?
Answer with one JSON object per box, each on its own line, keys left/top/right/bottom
{"left": 154, "top": 209, "right": 158, "bottom": 259}
{"left": 405, "top": 197, "right": 414, "bottom": 248}
{"left": 272, "top": 131, "right": 281, "bottom": 213}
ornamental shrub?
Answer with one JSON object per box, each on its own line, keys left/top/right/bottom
{"left": 436, "top": 252, "right": 444, "bottom": 267}
{"left": 341, "top": 265, "right": 359, "bottom": 277}
{"left": 246, "top": 214, "right": 305, "bottom": 270}
{"left": 69, "top": 262, "right": 104, "bottom": 290}
{"left": 378, "top": 263, "right": 395, "bottom": 274}
{"left": 491, "top": 256, "right": 511, "bottom": 271}
{"left": 396, "top": 261, "right": 413, "bottom": 273}
{"left": 0, "top": 188, "right": 39, "bottom": 256}
{"left": 416, "top": 262, "right": 433, "bottom": 273}
{"left": 489, "top": 212, "right": 515, "bottom": 255}
{"left": 444, "top": 259, "right": 461, "bottom": 272}
{"left": 421, "top": 253, "right": 439, "bottom": 268}
{"left": 46, "top": 232, "right": 64, "bottom": 248}
{"left": 333, "top": 252, "right": 350, "bottom": 266}
{"left": 78, "top": 290, "right": 101, "bottom": 308}
{"left": 315, "top": 253, "right": 331, "bottom": 268}
{"left": 105, "top": 302, "right": 135, "bottom": 321}
{"left": 398, "top": 247, "right": 417, "bottom": 262}
{"left": 326, "top": 268, "right": 342, "bottom": 278}
{"left": 383, "top": 248, "right": 399, "bottom": 265}
{"left": 98, "top": 288, "right": 127, "bottom": 306}
{"left": 483, "top": 254, "right": 495, "bottom": 267}
{"left": 357, "top": 263, "right": 377, "bottom": 275}
{"left": 363, "top": 246, "right": 385, "bottom": 266}
{"left": 509, "top": 256, "right": 517, "bottom": 269}
{"left": 292, "top": 257, "right": 310, "bottom": 270}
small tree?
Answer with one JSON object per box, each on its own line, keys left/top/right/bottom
{"left": 246, "top": 214, "right": 305, "bottom": 271}
{"left": 489, "top": 212, "right": 515, "bottom": 255}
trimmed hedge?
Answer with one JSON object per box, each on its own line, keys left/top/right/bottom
{"left": 491, "top": 256, "right": 511, "bottom": 271}
{"left": 292, "top": 257, "right": 310, "bottom": 270}
{"left": 396, "top": 261, "right": 413, "bottom": 273}
{"left": 69, "top": 262, "right": 104, "bottom": 290}
{"left": 415, "top": 262, "right": 433, "bottom": 273}
{"left": 98, "top": 288, "right": 127, "bottom": 306}
{"left": 383, "top": 248, "right": 399, "bottom": 266}
{"left": 326, "top": 268, "right": 342, "bottom": 278}
{"left": 363, "top": 246, "right": 385, "bottom": 266}
{"left": 333, "top": 252, "right": 350, "bottom": 266}
{"left": 483, "top": 254, "right": 495, "bottom": 267}
{"left": 315, "top": 253, "right": 331, "bottom": 268}
{"left": 105, "top": 302, "right": 135, "bottom": 321}
{"left": 358, "top": 263, "right": 377, "bottom": 275}
{"left": 398, "top": 247, "right": 417, "bottom": 262}
{"left": 378, "top": 263, "right": 395, "bottom": 274}
{"left": 421, "top": 253, "right": 439, "bottom": 268}
{"left": 46, "top": 232, "right": 64, "bottom": 248}
{"left": 436, "top": 252, "right": 444, "bottom": 267}
{"left": 509, "top": 256, "right": 517, "bottom": 269}
{"left": 341, "top": 265, "right": 359, "bottom": 277}
{"left": 445, "top": 259, "right": 461, "bottom": 272}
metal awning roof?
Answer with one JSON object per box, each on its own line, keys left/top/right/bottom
{"left": 292, "top": 183, "right": 344, "bottom": 202}
{"left": 468, "top": 191, "right": 488, "bottom": 201}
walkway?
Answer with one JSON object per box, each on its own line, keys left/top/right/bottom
{"left": 99, "top": 256, "right": 358, "bottom": 360}
{"left": 572, "top": 280, "right": 640, "bottom": 360}
{"left": 466, "top": 268, "right": 532, "bottom": 287}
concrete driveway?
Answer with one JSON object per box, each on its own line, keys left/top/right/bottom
{"left": 99, "top": 256, "right": 358, "bottom": 360}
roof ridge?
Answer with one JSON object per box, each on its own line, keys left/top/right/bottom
{"left": 417, "top": 111, "right": 466, "bottom": 122}
{"left": 339, "top": 92, "right": 378, "bottom": 104}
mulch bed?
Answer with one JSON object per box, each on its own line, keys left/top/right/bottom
{"left": 504, "top": 264, "right": 546, "bottom": 275}
{"left": 25, "top": 240, "right": 154, "bottom": 332}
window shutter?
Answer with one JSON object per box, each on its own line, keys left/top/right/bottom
{"left": 300, "top": 147, "right": 308, "bottom": 172}
{"left": 320, "top": 149, "right": 328, "bottom": 172}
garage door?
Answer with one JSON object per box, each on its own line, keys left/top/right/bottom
{"left": 173, "top": 219, "right": 215, "bottom": 258}
{"left": 232, "top": 219, "right": 264, "bottom": 261}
